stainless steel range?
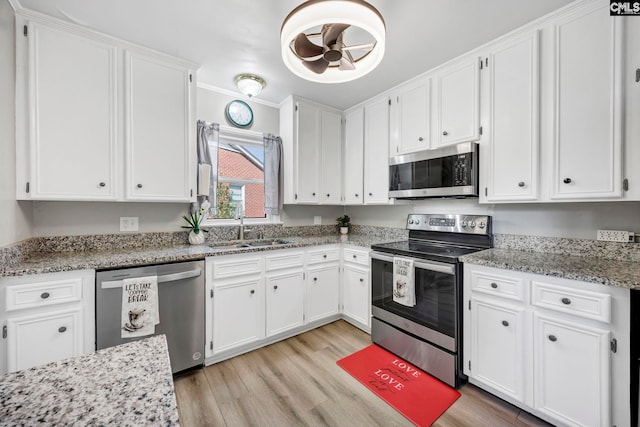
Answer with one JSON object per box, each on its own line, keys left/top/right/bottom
{"left": 370, "top": 213, "right": 492, "bottom": 387}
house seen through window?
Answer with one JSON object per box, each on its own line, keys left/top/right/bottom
{"left": 211, "top": 141, "right": 265, "bottom": 220}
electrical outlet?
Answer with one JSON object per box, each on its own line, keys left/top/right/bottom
{"left": 314, "top": 216, "right": 322, "bottom": 225}
{"left": 120, "top": 217, "right": 139, "bottom": 232}
{"left": 596, "top": 229, "right": 634, "bottom": 242}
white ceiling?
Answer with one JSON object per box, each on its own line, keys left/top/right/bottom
{"left": 14, "top": 0, "right": 574, "bottom": 110}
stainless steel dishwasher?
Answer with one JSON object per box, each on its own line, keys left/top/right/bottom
{"left": 96, "top": 260, "right": 205, "bottom": 373}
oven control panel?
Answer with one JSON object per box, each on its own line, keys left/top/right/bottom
{"left": 407, "top": 214, "right": 491, "bottom": 235}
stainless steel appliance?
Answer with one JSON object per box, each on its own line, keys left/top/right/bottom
{"left": 370, "top": 213, "right": 492, "bottom": 387}
{"left": 389, "top": 142, "right": 479, "bottom": 199}
{"left": 96, "top": 260, "right": 205, "bottom": 373}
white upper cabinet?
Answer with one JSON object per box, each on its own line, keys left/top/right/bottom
{"left": 125, "top": 51, "right": 193, "bottom": 201}
{"left": 279, "top": 96, "right": 342, "bottom": 205}
{"left": 389, "top": 77, "right": 431, "bottom": 156}
{"left": 15, "top": 13, "right": 197, "bottom": 202}
{"left": 18, "top": 20, "right": 118, "bottom": 200}
{"left": 435, "top": 57, "right": 480, "bottom": 147}
{"left": 548, "top": 4, "right": 623, "bottom": 200}
{"left": 343, "top": 108, "right": 364, "bottom": 205}
{"left": 482, "top": 31, "right": 540, "bottom": 202}
{"left": 363, "top": 96, "right": 391, "bottom": 204}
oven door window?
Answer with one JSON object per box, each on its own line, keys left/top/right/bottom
{"left": 373, "top": 260, "right": 456, "bottom": 338}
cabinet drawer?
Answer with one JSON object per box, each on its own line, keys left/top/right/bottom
{"left": 343, "top": 247, "right": 370, "bottom": 266}
{"left": 265, "top": 250, "right": 305, "bottom": 271}
{"left": 6, "top": 278, "right": 83, "bottom": 312}
{"left": 531, "top": 281, "right": 611, "bottom": 322}
{"left": 307, "top": 246, "right": 340, "bottom": 264}
{"left": 212, "top": 256, "right": 262, "bottom": 279}
{"left": 470, "top": 270, "right": 524, "bottom": 302}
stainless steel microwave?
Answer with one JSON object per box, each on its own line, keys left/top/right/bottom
{"left": 389, "top": 142, "right": 479, "bottom": 199}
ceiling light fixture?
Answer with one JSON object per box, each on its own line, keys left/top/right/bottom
{"left": 234, "top": 74, "right": 266, "bottom": 97}
{"left": 281, "top": 0, "right": 385, "bottom": 84}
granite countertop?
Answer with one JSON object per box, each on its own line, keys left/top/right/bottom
{"left": 0, "top": 335, "right": 179, "bottom": 426}
{"left": 0, "top": 234, "right": 396, "bottom": 277}
{"left": 460, "top": 248, "right": 640, "bottom": 290}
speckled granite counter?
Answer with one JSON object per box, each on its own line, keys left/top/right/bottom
{"left": 0, "top": 335, "right": 179, "bottom": 426}
{"left": 0, "top": 232, "right": 401, "bottom": 278}
{"left": 461, "top": 234, "right": 640, "bottom": 290}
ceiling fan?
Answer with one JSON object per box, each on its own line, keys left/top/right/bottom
{"left": 290, "top": 24, "right": 376, "bottom": 75}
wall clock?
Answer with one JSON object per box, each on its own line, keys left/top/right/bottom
{"left": 225, "top": 99, "right": 254, "bottom": 128}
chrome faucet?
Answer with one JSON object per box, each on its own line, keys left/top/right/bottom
{"left": 236, "top": 205, "right": 250, "bottom": 240}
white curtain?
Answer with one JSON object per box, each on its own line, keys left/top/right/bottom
{"left": 263, "top": 133, "right": 283, "bottom": 215}
{"left": 196, "top": 120, "right": 219, "bottom": 214}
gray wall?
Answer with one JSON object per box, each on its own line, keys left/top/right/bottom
{"left": 0, "top": 0, "right": 33, "bottom": 247}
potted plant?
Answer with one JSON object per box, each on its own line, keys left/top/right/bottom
{"left": 336, "top": 215, "right": 351, "bottom": 235}
{"left": 182, "top": 201, "right": 210, "bottom": 245}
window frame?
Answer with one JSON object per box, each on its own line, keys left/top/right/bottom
{"left": 201, "top": 125, "right": 281, "bottom": 227}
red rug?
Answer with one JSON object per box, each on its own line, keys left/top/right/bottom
{"left": 337, "top": 344, "right": 460, "bottom": 426}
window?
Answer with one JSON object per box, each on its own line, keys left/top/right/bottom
{"left": 205, "top": 126, "right": 275, "bottom": 223}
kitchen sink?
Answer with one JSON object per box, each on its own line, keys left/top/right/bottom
{"left": 208, "top": 239, "right": 291, "bottom": 250}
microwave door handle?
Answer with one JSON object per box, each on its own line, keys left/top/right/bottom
{"left": 414, "top": 261, "right": 455, "bottom": 275}
{"left": 100, "top": 268, "right": 202, "bottom": 289}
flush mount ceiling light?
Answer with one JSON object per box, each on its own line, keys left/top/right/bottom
{"left": 281, "top": 0, "right": 385, "bottom": 84}
{"left": 234, "top": 74, "right": 266, "bottom": 97}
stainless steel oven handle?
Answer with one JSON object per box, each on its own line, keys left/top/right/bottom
{"left": 370, "top": 252, "right": 455, "bottom": 275}
{"left": 100, "top": 268, "right": 202, "bottom": 289}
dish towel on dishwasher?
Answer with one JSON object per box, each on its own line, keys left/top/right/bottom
{"left": 393, "top": 257, "right": 416, "bottom": 307}
{"left": 121, "top": 275, "right": 160, "bottom": 338}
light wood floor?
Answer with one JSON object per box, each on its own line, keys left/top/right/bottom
{"left": 173, "top": 320, "right": 552, "bottom": 427}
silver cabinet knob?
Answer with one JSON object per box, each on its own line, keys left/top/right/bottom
{"left": 58, "top": 326, "right": 67, "bottom": 333}
{"left": 548, "top": 335, "right": 557, "bottom": 342}
{"left": 442, "top": 131, "right": 448, "bottom": 136}
{"left": 501, "top": 320, "right": 509, "bottom": 327}
{"left": 137, "top": 184, "right": 143, "bottom": 189}
{"left": 518, "top": 182, "right": 525, "bottom": 187}
{"left": 491, "top": 282, "right": 498, "bottom": 289}
{"left": 99, "top": 182, "right": 106, "bottom": 187}
{"left": 561, "top": 297, "right": 571, "bottom": 305}
{"left": 41, "top": 292, "right": 50, "bottom": 299}
{"left": 563, "top": 178, "right": 572, "bottom": 184}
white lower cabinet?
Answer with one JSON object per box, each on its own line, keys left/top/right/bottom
{"left": 307, "top": 264, "right": 340, "bottom": 323}
{"left": 266, "top": 269, "right": 305, "bottom": 337}
{"left": 470, "top": 299, "right": 525, "bottom": 404}
{"left": 212, "top": 278, "right": 264, "bottom": 354}
{"left": 341, "top": 246, "right": 371, "bottom": 331}
{"left": 533, "top": 314, "right": 611, "bottom": 427}
{"left": 464, "top": 264, "right": 629, "bottom": 427}
{"left": 0, "top": 270, "right": 96, "bottom": 374}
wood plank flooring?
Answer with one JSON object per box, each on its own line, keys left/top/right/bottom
{"left": 173, "top": 320, "right": 551, "bottom": 427}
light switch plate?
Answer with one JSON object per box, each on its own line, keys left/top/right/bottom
{"left": 120, "top": 217, "right": 139, "bottom": 232}
{"left": 314, "top": 216, "right": 322, "bottom": 225}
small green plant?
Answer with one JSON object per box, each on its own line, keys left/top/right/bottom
{"left": 182, "top": 200, "right": 210, "bottom": 234}
{"left": 336, "top": 215, "right": 351, "bottom": 227}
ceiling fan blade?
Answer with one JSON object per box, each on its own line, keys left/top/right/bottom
{"left": 293, "top": 33, "right": 324, "bottom": 58}
{"left": 341, "top": 43, "right": 375, "bottom": 52}
{"left": 302, "top": 57, "right": 330, "bottom": 74}
{"left": 339, "top": 57, "right": 356, "bottom": 71}
{"left": 322, "top": 23, "right": 350, "bottom": 47}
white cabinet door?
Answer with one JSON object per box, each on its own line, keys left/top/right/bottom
{"left": 266, "top": 269, "right": 305, "bottom": 336}
{"left": 533, "top": 314, "right": 611, "bottom": 427}
{"left": 7, "top": 308, "right": 83, "bottom": 372}
{"left": 26, "top": 22, "right": 117, "bottom": 200}
{"left": 295, "top": 100, "right": 321, "bottom": 203}
{"left": 550, "top": 6, "right": 622, "bottom": 199}
{"left": 471, "top": 299, "right": 525, "bottom": 404}
{"left": 390, "top": 78, "right": 430, "bottom": 156}
{"left": 363, "top": 97, "right": 390, "bottom": 204}
{"left": 436, "top": 57, "right": 480, "bottom": 146}
{"left": 343, "top": 108, "right": 364, "bottom": 205}
{"left": 125, "top": 51, "right": 193, "bottom": 201}
{"left": 320, "top": 110, "right": 343, "bottom": 204}
{"left": 212, "top": 278, "right": 264, "bottom": 354}
{"left": 484, "top": 31, "right": 540, "bottom": 202}
{"left": 307, "top": 264, "right": 340, "bottom": 323}
{"left": 342, "top": 264, "right": 370, "bottom": 328}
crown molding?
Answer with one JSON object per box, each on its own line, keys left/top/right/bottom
{"left": 197, "top": 81, "right": 279, "bottom": 109}
{"left": 6, "top": 0, "right": 22, "bottom": 12}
